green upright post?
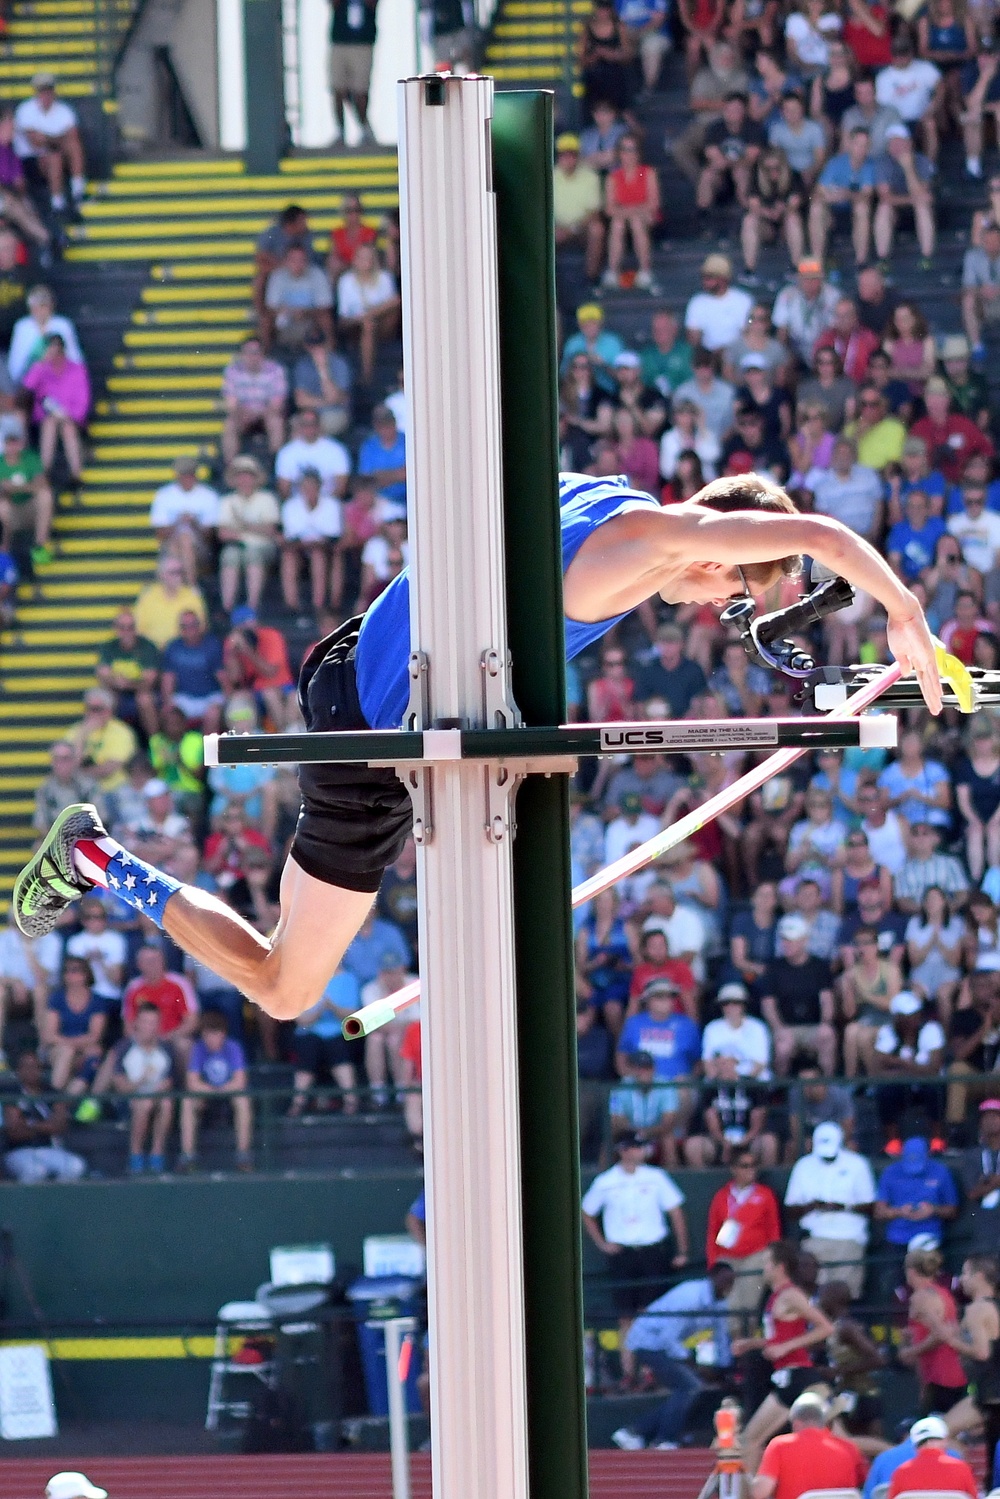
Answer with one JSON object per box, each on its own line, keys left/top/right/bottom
{"left": 492, "top": 92, "right": 589, "bottom": 1499}
{"left": 243, "top": 0, "right": 286, "bottom": 175}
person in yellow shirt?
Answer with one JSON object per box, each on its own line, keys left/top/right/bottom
{"left": 133, "top": 555, "right": 207, "bottom": 650}
{"left": 67, "top": 688, "right": 137, "bottom": 793}
{"left": 845, "top": 384, "right": 907, "bottom": 472}
{"left": 553, "top": 133, "right": 606, "bottom": 284}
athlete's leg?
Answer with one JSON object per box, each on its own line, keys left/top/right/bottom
{"left": 161, "top": 853, "right": 374, "bottom": 1019}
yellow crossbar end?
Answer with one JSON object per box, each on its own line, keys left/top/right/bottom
{"left": 934, "top": 640, "right": 976, "bottom": 713}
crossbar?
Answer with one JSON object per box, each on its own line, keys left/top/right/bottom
{"left": 203, "top": 713, "right": 896, "bottom": 767}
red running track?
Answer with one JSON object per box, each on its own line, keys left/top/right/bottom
{"left": 0, "top": 1448, "right": 715, "bottom": 1499}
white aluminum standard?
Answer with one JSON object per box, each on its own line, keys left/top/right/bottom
{"left": 397, "top": 74, "right": 530, "bottom": 1499}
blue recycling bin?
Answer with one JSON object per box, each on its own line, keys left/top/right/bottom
{"left": 346, "top": 1275, "right": 423, "bottom": 1416}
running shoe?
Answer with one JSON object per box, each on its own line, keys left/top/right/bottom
{"left": 13, "top": 802, "right": 107, "bottom": 938}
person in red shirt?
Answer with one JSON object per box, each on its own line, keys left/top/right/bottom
{"left": 628, "top": 928, "right": 697, "bottom": 1020}
{"left": 842, "top": 0, "right": 892, "bottom": 68}
{"left": 887, "top": 1416, "right": 977, "bottom": 1499}
{"left": 327, "top": 191, "right": 377, "bottom": 287}
{"left": 120, "top": 941, "right": 199, "bottom": 1062}
{"left": 399, "top": 1018, "right": 422, "bottom": 1149}
{"left": 223, "top": 607, "right": 295, "bottom": 727}
{"left": 752, "top": 1392, "right": 868, "bottom": 1499}
{"left": 705, "top": 1154, "right": 782, "bottom": 1313}
{"left": 203, "top": 805, "right": 272, "bottom": 892}
{"left": 911, "top": 378, "right": 994, "bottom": 483}
{"left": 814, "top": 297, "right": 880, "bottom": 384}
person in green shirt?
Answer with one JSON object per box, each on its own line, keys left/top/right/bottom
{"left": 639, "top": 309, "right": 694, "bottom": 398}
{"left": 149, "top": 704, "right": 205, "bottom": 822}
{"left": 940, "top": 334, "right": 991, "bottom": 431}
{"left": 0, "top": 428, "right": 53, "bottom": 565}
{"left": 95, "top": 609, "right": 161, "bottom": 740}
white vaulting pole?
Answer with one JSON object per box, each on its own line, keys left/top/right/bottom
{"left": 398, "top": 74, "right": 530, "bottom": 1499}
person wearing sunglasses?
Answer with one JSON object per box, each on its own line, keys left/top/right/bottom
{"left": 19, "top": 470, "right": 944, "bottom": 1034}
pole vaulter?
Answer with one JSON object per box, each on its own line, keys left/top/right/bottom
{"left": 11, "top": 76, "right": 975, "bottom": 1499}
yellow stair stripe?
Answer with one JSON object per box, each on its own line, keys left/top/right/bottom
{"left": 115, "top": 350, "right": 233, "bottom": 369}
{"left": 130, "top": 306, "right": 251, "bottom": 325}
{"left": 83, "top": 194, "right": 395, "bottom": 217}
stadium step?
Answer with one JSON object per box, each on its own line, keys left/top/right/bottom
{"left": 0, "top": 109, "right": 402, "bottom": 910}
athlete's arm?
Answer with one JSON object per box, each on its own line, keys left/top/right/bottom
{"left": 563, "top": 504, "right": 942, "bottom": 713}
{"left": 762, "top": 1286, "right": 834, "bottom": 1360}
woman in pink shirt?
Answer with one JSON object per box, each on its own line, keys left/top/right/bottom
{"left": 21, "top": 332, "right": 89, "bottom": 484}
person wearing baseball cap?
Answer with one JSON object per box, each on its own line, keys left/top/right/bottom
{"left": 701, "top": 981, "right": 772, "bottom": 1081}
{"left": 885, "top": 1417, "right": 976, "bottom": 1498}
{"left": 759, "top": 913, "right": 837, "bottom": 1077}
{"left": 559, "top": 302, "right": 624, "bottom": 395}
{"left": 45, "top": 1473, "right": 107, "bottom": 1499}
{"left": 940, "top": 336, "right": 990, "bottom": 428}
{"left": 772, "top": 259, "right": 840, "bottom": 365}
{"left": 15, "top": 73, "right": 86, "bottom": 213}
{"left": 554, "top": 135, "right": 606, "bottom": 285}
{"left": 784, "top": 1120, "right": 876, "bottom": 1298}
{"left": 684, "top": 252, "right": 754, "bottom": 353}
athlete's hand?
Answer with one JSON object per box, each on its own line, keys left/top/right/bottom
{"left": 887, "top": 607, "right": 942, "bottom": 715}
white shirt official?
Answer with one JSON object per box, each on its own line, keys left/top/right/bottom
{"left": 582, "top": 1163, "right": 685, "bottom": 1246}
{"left": 784, "top": 1146, "right": 876, "bottom": 1243}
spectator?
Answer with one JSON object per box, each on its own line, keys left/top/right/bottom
{"left": 887, "top": 488, "right": 947, "bottom": 583}
{"left": 787, "top": 1067, "right": 856, "bottom": 1160}
{"left": 203, "top": 804, "right": 272, "bottom": 895}
{"left": 874, "top": 1135, "right": 959, "bottom": 1291}
{"left": 641, "top": 309, "right": 695, "bottom": 396}
{"left": 21, "top": 333, "right": 89, "bottom": 485}
{"left": 865, "top": 345, "right": 914, "bottom": 418}
{"left": 807, "top": 435, "right": 882, "bottom": 540}
{"left": 673, "top": 348, "right": 736, "bottom": 441}
{"left": 751, "top": 50, "right": 803, "bottom": 128}
{"left": 704, "top": 983, "right": 773, "bottom": 1079}
{"left": 252, "top": 203, "right": 313, "bottom": 319}
{"left": 961, "top": 219, "right": 1000, "bottom": 358}
{"left": 784, "top": 1120, "right": 876, "bottom": 1294}
{"left": 760, "top": 913, "right": 837, "bottom": 1075}
{"left": 685, "top": 253, "right": 754, "bottom": 352}
{"left": 751, "top": 1392, "right": 867, "bottom": 1499}
{"left": 891, "top": 1419, "right": 977, "bottom": 1499}
{"left": 221, "top": 609, "right": 294, "bottom": 730}
{"left": 895, "top": 821, "right": 969, "bottom": 912}
{"left": 177, "top": 1011, "right": 252, "bottom": 1173}
{"left": 815, "top": 297, "right": 879, "bottom": 384}
{"left": 869, "top": 990, "right": 946, "bottom": 1128}
{"left": 12, "top": 72, "right": 86, "bottom": 213}
{"left": 149, "top": 455, "right": 219, "bottom": 588}
{"left": 582, "top": 1132, "right": 690, "bottom": 1376}
{"left": 107, "top": 1002, "right": 174, "bottom": 1175}
{"left": 697, "top": 92, "right": 765, "bottom": 220}
{"left": 554, "top": 132, "right": 606, "bottom": 285}
{"left": 336, "top": 241, "right": 400, "bottom": 384}
{"left": 280, "top": 467, "right": 342, "bottom": 619}
{"left": 741, "top": 148, "right": 807, "bottom": 277}
{"left": 786, "top": 785, "right": 848, "bottom": 878}
{"left": 358, "top": 404, "right": 406, "bottom": 509}
{"left": 958, "top": 1097, "right": 1000, "bottom": 1251}
{"left": 617, "top": 977, "right": 702, "bottom": 1090}
{"left": 603, "top": 135, "right": 661, "bottom": 294}
{"left": 808, "top": 126, "right": 877, "bottom": 265}
{"left": 360, "top": 953, "right": 417, "bottom": 1110}
{"left": 948, "top": 468, "right": 1000, "bottom": 570}
{"left": 67, "top": 688, "right": 137, "bottom": 795}
{"left": 120, "top": 942, "right": 199, "bottom": 1064}
{"left": 133, "top": 554, "right": 207, "bottom": 650}
{"left": 95, "top": 610, "right": 159, "bottom": 741}
{"left": 288, "top": 966, "right": 363, "bottom": 1117}
{"left": 293, "top": 326, "right": 352, "bottom": 437}
{"left": 847, "top": 383, "right": 906, "bottom": 470}
{"left": 876, "top": 34, "right": 943, "bottom": 161}
{"left": 276, "top": 409, "right": 350, "bottom": 503}
{"left": 161, "top": 611, "right": 225, "bottom": 734}
{"left": 220, "top": 335, "right": 287, "bottom": 465}
{"left": 609, "top": 1049, "right": 680, "bottom": 1151}
{"left": 262, "top": 243, "right": 334, "bottom": 356}
{"left": 328, "top": 0, "right": 378, "bottom": 145}
{"left": 771, "top": 259, "right": 841, "bottom": 366}
{"left": 612, "top": 351, "right": 668, "bottom": 439}
{"left": 0, "top": 113, "right": 51, "bottom": 258}
{"left": 578, "top": 882, "right": 636, "bottom": 1035}
{"left": 729, "top": 882, "right": 779, "bottom": 988}
{"left": 633, "top": 623, "right": 708, "bottom": 712}
{"left": 955, "top": 722, "right": 1000, "bottom": 879}
{"left": 768, "top": 92, "right": 825, "bottom": 181}
{"left": 879, "top": 727, "right": 952, "bottom": 831}
{"left": 797, "top": 347, "right": 855, "bottom": 431}
{"left": 33, "top": 740, "right": 100, "bottom": 836}
{"left": 723, "top": 301, "right": 789, "bottom": 384}
{"left": 148, "top": 705, "right": 205, "bottom": 811}
{"left": 942, "top": 589, "right": 991, "bottom": 664}
{"left": 658, "top": 396, "right": 721, "bottom": 482}
{"left": 4, "top": 1051, "right": 85, "bottom": 1184}
{"left": 841, "top": 75, "right": 903, "bottom": 159}
{"left": 216, "top": 456, "right": 280, "bottom": 616}
{"left": 0, "top": 425, "right": 53, "bottom": 566}
{"left": 620, "top": 0, "right": 671, "bottom": 88}
{"left": 358, "top": 510, "right": 406, "bottom": 608}
{"left": 873, "top": 125, "right": 936, "bottom": 268}
{"left": 44, "top": 953, "right": 106, "bottom": 1095}
{"left": 906, "top": 885, "right": 964, "bottom": 1013}
{"left": 611, "top": 1263, "right": 735, "bottom": 1449}
{"left": 0, "top": 227, "right": 27, "bottom": 361}
{"left": 7, "top": 283, "right": 82, "bottom": 385}
{"left": 326, "top": 190, "right": 377, "bottom": 286}
{"left": 686, "top": 1068, "right": 780, "bottom": 1166}
{"left": 64, "top": 896, "right": 125, "bottom": 1009}
{"left": 785, "top": 0, "right": 842, "bottom": 74}
{"left": 671, "top": 40, "right": 751, "bottom": 185}
{"left": 940, "top": 335, "right": 990, "bottom": 429}
{"left": 579, "top": 0, "right": 637, "bottom": 116}
{"left": 560, "top": 302, "right": 625, "bottom": 395}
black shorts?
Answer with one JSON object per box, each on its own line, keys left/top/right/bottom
{"left": 769, "top": 1365, "right": 818, "bottom": 1403}
{"left": 608, "top": 1239, "right": 673, "bottom": 1315}
{"left": 293, "top": 1029, "right": 360, "bottom": 1073}
{"left": 289, "top": 616, "right": 413, "bottom": 894}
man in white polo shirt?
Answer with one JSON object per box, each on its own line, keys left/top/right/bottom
{"left": 684, "top": 254, "right": 753, "bottom": 353}
{"left": 582, "top": 1132, "right": 690, "bottom": 1383}
{"left": 784, "top": 1121, "right": 875, "bottom": 1298}
{"left": 13, "top": 73, "right": 86, "bottom": 213}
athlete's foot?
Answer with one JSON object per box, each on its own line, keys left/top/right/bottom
{"left": 13, "top": 802, "right": 108, "bottom": 937}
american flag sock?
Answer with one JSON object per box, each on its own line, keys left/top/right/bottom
{"left": 72, "top": 837, "right": 182, "bottom": 930}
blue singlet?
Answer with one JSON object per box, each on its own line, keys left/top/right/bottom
{"left": 354, "top": 473, "right": 659, "bottom": 729}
